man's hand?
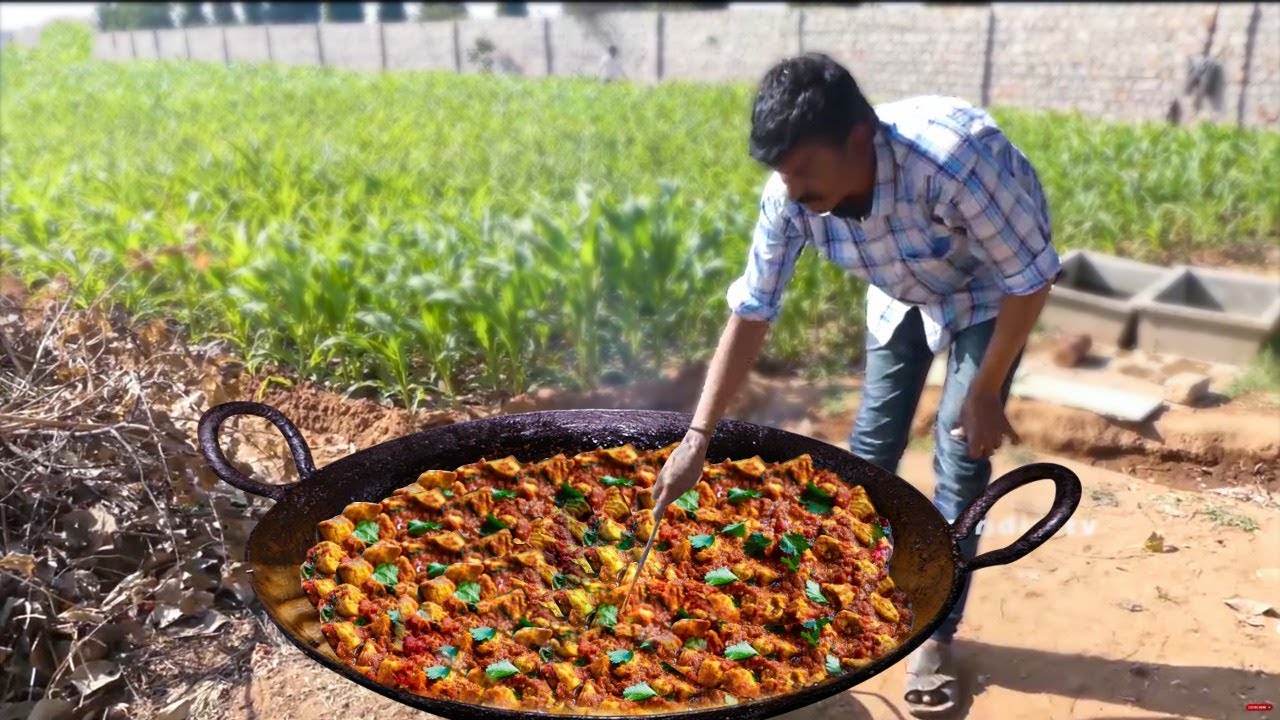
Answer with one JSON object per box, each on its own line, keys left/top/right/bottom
{"left": 951, "top": 389, "right": 1020, "bottom": 460}
{"left": 651, "top": 429, "right": 710, "bottom": 514}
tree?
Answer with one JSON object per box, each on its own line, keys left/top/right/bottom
{"left": 377, "top": 2, "right": 408, "bottom": 22}
{"left": 418, "top": 2, "right": 466, "bottom": 20}
{"left": 96, "top": 3, "right": 176, "bottom": 30}
{"left": 325, "top": 2, "right": 365, "bottom": 22}
{"left": 266, "top": 2, "right": 321, "bottom": 23}
{"left": 495, "top": 3, "right": 527, "bottom": 17}
{"left": 173, "top": 2, "right": 206, "bottom": 26}
{"left": 243, "top": 2, "right": 268, "bottom": 23}
{"left": 211, "top": 2, "right": 238, "bottom": 24}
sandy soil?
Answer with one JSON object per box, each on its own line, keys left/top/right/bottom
{"left": 211, "top": 366, "right": 1279, "bottom": 720}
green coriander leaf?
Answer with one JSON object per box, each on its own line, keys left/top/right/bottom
{"left": 618, "top": 533, "right": 636, "bottom": 551}
{"left": 871, "top": 521, "right": 890, "bottom": 543}
{"left": 727, "top": 488, "right": 762, "bottom": 503}
{"left": 372, "top": 563, "right": 399, "bottom": 590}
{"left": 674, "top": 489, "right": 699, "bottom": 513}
{"left": 354, "top": 617, "right": 370, "bottom": 626}
{"left": 675, "top": 609, "right": 692, "bottom": 620}
{"left": 600, "top": 475, "right": 634, "bottom": 487}
{"left": 704, "top": 567, "right": 739, "bottom": 586}
{"left": 779, "top": 532, "right": 811, "bottom": 556}
{"left": 485, "top": 660, "right": 520, "bottom": 680}
{"left": 555, "top": 483, "right": 590, "bottom": 517}
{"left": 300, "top": 563, "right": 316, "bottom": 579}
{"left": 689, "top": 534, "right": 715, "bottom": 550}
{"left": 517, "top": 617, "right": 536, "bottom": 629}
{"left": 744, "top": 532, "right": 771, "bottom": 557}
{"left": 454, "top": 582, "right": 482, "bottom": 605}
{"left": 607, "top": 649, "right": 634, "bottom": 664}
{"left": 805, "top": 580, "right": 828, "bottom": 605}
{"left": 387, "top": 609, "right": 402, "bottom": 625}
{"left": 825, "top": 654, "right": 843, "bottom": 675}
{"left": 551, "top": 574, "right": 568, "bottom": 590}
{"left": 595, "top": 604, "right": 619, "bottom": 629}
{"left": 623, "top": 682, "right": 658, "bottom": 702}
{"left": 470, "top": 626, "right": 496, "bottom": 643}
{"left": 440, "top": 645, "right": 458, "bottom": 659}
{"left": 491, "top": 488, "right": 517, "bottom": 500}
{"left": 800, "top": 617, "right": 832, "bottom": 647}
{"left": 426, "top": 665, "right": 450, "bottom": 680}
{"left": 352, "top": 520, "right": 380, "bottom": 544}
{"left": 656, "top": 540, "right": 672, "bottom": 552}
{"left": 781, "top": 555, "right": 801, "bottom": 572}
{"left": 427, "top": 563, "right": 448, "bottom": 578}
{"left": 801, "top": 484, "right": 834, "bottom": 514}
{"left": 407, "top": 519, "right": 441, "bottom": 536}
{"left": 683, "top": 637, "right": 707, "bottom": 650}
{"left": 319, "top": 605, "right": 334, "bottom": 623}
{"left": 480, "top": 514, "right": 509, "bottom": 536}
{"left": 720, "top": 522, "right": 747, "bottom": 538}
{"left": 638, "top": 639, "right": 655, "bottom": 651}
{"left": 582, "top": 528, "right": 600, "bottom": 547}
{"left": 539, "top": 646, "right": 555, "bottom": 662}
{"left": 441, "top": 489, "right": 454, "bottom": 497}
{"left": 574, "top": 657, "right": 589, "bottom": 667}
{"left": 724, "top": 642, "right": 758, "bottom": 661}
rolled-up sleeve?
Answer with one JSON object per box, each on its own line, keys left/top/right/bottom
{"left": 941, "top": 138, "right": 1059, "bottom": 296}
{"left": 726, "top": 180, "right": 807, "bottom": 322}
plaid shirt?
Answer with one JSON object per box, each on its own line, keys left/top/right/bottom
{"left": 726, "top": 96, "right": 1059, "bottom": 353}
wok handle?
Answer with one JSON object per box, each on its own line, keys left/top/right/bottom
{"left": 197, "top": 401, "right": 316, "bottom": 501}
{"left": 950, "top": 462, "right": 1081, "bottom": 573}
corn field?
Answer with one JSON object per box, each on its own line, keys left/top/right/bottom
{"left": 3, "top": 26, "right": 1278, "bottom": 408}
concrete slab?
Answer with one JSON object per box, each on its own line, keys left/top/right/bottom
{"left": 1040, "top": 249, "right": 1173, "bottom": 349}
{"left": 1009, "top": 371, "right": 1165, "bottom": 422}
{"left": 1134, "top": 265, "right": 1280, "bottom": 366}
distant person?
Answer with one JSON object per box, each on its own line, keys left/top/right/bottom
{"left": 649, "top": 53, "right": 1059, "bottom": 719}
{"left": 599, "top": 45, "right": 624, "bottom": 82}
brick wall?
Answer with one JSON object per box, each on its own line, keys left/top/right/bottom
{"left": 37, "top": 3, "right": 1279, "bottom": 128}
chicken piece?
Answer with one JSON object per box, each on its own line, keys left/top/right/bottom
{"left": 479, "top": 528, "right": 512, "bottom": 556}
{"left": 482, "top": 686, "right": 519, "bottom": 709}
{"left": 635, "top": 487, "right": 654, "bottom": 510}
{"left": 460, "top": 488, "right": 493, "bottom": 517}
{"left": 761, "top": 480, "right": 785, "bottom": 499}
{"left": 484, "top": 456, "right": 522, "bottom": 479}
{"left": 309, "top": 541, "right": 345, "bottom": 575}
{"left": 516, "top": 480, "right": 539, "bottom": 499}
{"left": 342, "top": 502, "right": 382, "bottom": 523}
{"left": 551, "top": 638, "right": 579, "bottom": 659}
{"left": 670, "top": 538, "right": 692, "bottom": 563}
{"left": 625, "top": 604, "right": 654, "bottom": 624}
{"left": 535, "top": 455, "right": 570, "bottom": 483}
{"left": 636, "top": 514, "right": 655, "bottom": 541}
{"left": 602, "top": 444, "right": 638, "bottom": 466}
{"left": 318, "top": 516, "right": 354, "bottom": 544}
{"left": 411, "top": 489, "right": 447, "bottom": 512}
{"left": 671, "top": 618, "right": 711, "bottom": 640}
{"left": 813, "top": 535, "right": 843, "bottom": 560}
{"left": 394, "top": 556, "right": 416, "bottom": 584}
{"left": 705, "top": 592, "right": 739, "bottom": 622}
{"left": 696, "top": 658, "right": 726, "bottom": 688}
{"left": 416, "top": 469, "right": 456, "bottom": 489}
{"left": 744, "top": 592, "right": 787, "bottom": 624}
{"left": 564, "top": 588, "right": 595, "bottom": 620}
{"left": 529, "top": 530, "right": 557, "bottom": 551}
{"left": 834, "top": 609, "right": 864, "bottom": 636}
{"left": 721, "top": 667, "right": 760, "bottom": 698}
{"left": 307, "top": 577, "right": 336, "bottom": 604}
{"left": 602, "top": 488, "right": 630, "bottom": 521}
{"left": 375, "top": 655, "right": 407, "bottom": 685}
{"left": 488, "top": 589, "right": 526, "bottom": 619}
{"left": 445, "top": 560, "right": 485, "bottom": 583}
{"left": 695, "top": 481, "right": 716, "bottom": 507}
{"left": 875, "top": 633, "right": 898, "bottom": 653}
{"left": 876, "top": 576, "right": 896, "bottom": 595}
{"left": 362, "top": 540, "right": 401, "bottom": 566}
{"left": 549, "top": 662, "right": 582, "bottom": 691}
{"left": 852, "top": 519, "right": 873, "bottom": 547}
{"left": 595, "top": 546, "right": 626, "bottom": 578}
{"left": 847, "top": 486, "right": 876, "bottom": 519}
{"left": 649, "top": 632, "right": 682, "bottom": 659}
{"left": 329, "top": 620, "right": 361, "bottom": 650}
{"left": 694, "top": 507, "right": 723, "bottom": 524}
{"left": 729, "top": 561, "right": 756, "bottom": 583}
{"left": 431, "top": 532, "right": 467, "bottom": 554}
{"left": 754, "top": 563, "right": 780, "bottom": 585}
{"left": 510, "top": 550, "right": 544, "bottom": 568}
{"left": 729, "top": 456, "right": 766, "bottom": 478}
{"left": 598, "top": 517, "right": 626, "bottom": 542}
{"left": 871, "top": 593, "right": 900, "bottom": 623}
{"left": 419, "top": 576, "right": 456, "bottom": 604}
{"left": 513, "top": 626, "right": 553, "bottom": 647}
{"left": 330, "top": 584, "right": 364, "bottom": 617}
{"left": 337, "top": 557, "right": 374, "bottom": 586}
{"left": 418, "top": 601, "right": 447, "bottom": 622}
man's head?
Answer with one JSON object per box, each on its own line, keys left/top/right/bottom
{"left": 749, "top": 53, "right": 877, "bottom": 214}
{"left": 607, "top": 45, "right": 618, "bottom": 58}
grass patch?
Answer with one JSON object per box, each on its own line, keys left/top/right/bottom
{"left": 1089, "top": 485, "right": 1120, "bottom": 508}
{"left": 1226, "top": 341, "right": 1280, "bottom": 404}
{"left": 1202, "top": 504, "right": 1259, "bottom": 532}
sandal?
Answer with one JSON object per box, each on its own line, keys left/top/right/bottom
{"left": 904, "top": 638, "right": 965, "bottom": 718}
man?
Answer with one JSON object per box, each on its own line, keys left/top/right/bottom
{"left": 599, "top": 44, "right": 624, "bottom": 82}
{"left": 651, "top": 53, "right": 1058, "bottom": 717}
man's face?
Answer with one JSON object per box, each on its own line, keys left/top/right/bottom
{"left": 774, "top": 127, "right": 872, "bottom": 215}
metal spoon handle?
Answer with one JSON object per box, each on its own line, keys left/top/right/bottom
{"left": 619, "top": 511, "right": 663, "bottom": 614}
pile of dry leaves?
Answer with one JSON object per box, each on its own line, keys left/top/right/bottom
{"left": 0, "top": 277, "right": 281, "bottom": 720}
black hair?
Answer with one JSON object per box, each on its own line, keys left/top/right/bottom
{"left": 749, "top": 53, "right": 875, "bottom": 167}
{"left": 607, "top": 45, "right": 618, "bottom": 56}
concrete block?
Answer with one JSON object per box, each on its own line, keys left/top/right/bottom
{"left": 186, "top": 26, "right": 225, "bottom": 64}
{"left": 320, "top": 23, "right": 382, "bottom": 72}
{"left": 1162, "top": 372, "right": 1211, "bottom": 406}
{"left": 1040, "top": 249, "right": 1173, "bottom": 349}
{"left": 157, "top": 29, "right": 187, "bottom": 60}
{"left": 1134, "top": 266, "right": 1280, "bottom": 366}
{"left": 225, "top": 25, "right": 270, "bottom": 64}
{"left": 270, "top": 24, "right": 321, "bottom": 66}
{"left": 383, "top": 21, "right": 456, "bottom": 71}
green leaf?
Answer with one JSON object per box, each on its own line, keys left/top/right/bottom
{"left": 689, "top": 534, "right": 715, "bottom": 550}
{"left": 805, "top": 580, "right": 828, "bottom": 605}
{"left": 555, "top": 483, "right": 588, "bottom": 511}
{"left": 455, "top": 582, "right": 482, "bottom": 605}
{"left": 355, "top": 617, "right": 370, "bottom": 626}
{"left": 674, "top": 489, "right": 700, "bottom": 512}
{"left": 720, "top": 522, "right": 746, "bottom": 538}
{"left": 825, "top": 654, "right": 843, "bottom": 675}
{"left": 704, "top": 567, "right": 739, "bottom": 586}
{"left": 372, "top": 563, "right": 399, "bottom": 590}
{"left": 656, "top": 540, "right": 672, "bottom": 552}
{"left": 618, "top": 533, "right": 636, "bottom": 550}
{"left": 470, "top": 626, "right": 496, "bottom": 643}
{"left": 781, "top": 555, "right": 801, "bottom": 572}
{"left": 480, "top": 514, "right": 509, "bottom": 536}
{"left": 727, "top": 488, "right": 761, "bottom": 504}
{"left": 801, "top": 484, "right": 834, "bottom": 514}
{"left": 675, "top": 609, "right": 692, "bottom": 620}
{"left": 539, "top": 646, "right": 555, "bottom": 662}
{"left": 779, "top": 532, "right": 811, "bottom": 556}
{"left": 387, "top": 609, "right": 402, "bottom": 625}
{"left": 607, "top": 649, "right": 634, "bottom": 664}
{"left": 582, "top": 528, "right": 600, "bottom": 547}
{"left": 683, "top": 637, "right": 707, "bottom": 650}
{"left": 427, "top": 563, "right": 448, "bottom": 578}
{"left": 600, "top": 475, "right": 634, "bottom": 487}
{"left": 485, "top": 659, "right": 520, "bottom": 680}
{"left": 408, "top": 519, "right": 442, "bottom": 536}
{"left": 551, "top": 574, "right": 568, "bottom": 590}
{"left": 440, "top": 645, "right": 458, "bottom": 660}
{"left": 426, "top": 665, "right": 450, "bottom": 680}
{"left": 319, "top": 605, "right": 334, "bottom": 623}
{"left": 517, "top": 617, "right": 537, "bottom": 629}
{"left": 800, "top": 617, "right": 832, "bottom": 647}
{"left": 595, "top": 604, "right": 619, "bottom": 629}
{"left": 491, "top": 488, "right": 518, "bottom": 500}
{"left": 638, "top": 639, "right": 656, "bottom": 651}
{"left": 300, "top": 563, "right": 316, "bottom": 579}
{"left": 623, "top": 682, "right": 658, "bottom": 702}
{"left": 442, "top": 489, "right": 454, "bottom": 497}
{"left": 871, "top": 521, "right": 890, "bottom": 543}
{"left": 744, "top": 532, "right": 771, "bottom": 556}
{"left": 352, "top": 520, "right": 380, "bottom": 544}
{"left": 724, "top": 642, "right": 758, "bottom": 661}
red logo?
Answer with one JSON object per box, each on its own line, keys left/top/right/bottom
{"left": 1246, "top": 703, "right": 1273, "bottom": 712}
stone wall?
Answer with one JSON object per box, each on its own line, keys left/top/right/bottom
{"left": 26, "top": 3, "right": 1279, "bottom": 128}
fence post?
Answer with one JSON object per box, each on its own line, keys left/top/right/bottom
{"left": 221, "top": 25, "right": 229, "bottom": 65}
{"left": 980, "top": 7, "right": 995, "bottom": 108}
{"left": 452, "top": 20, "right": 461, "bottom": 73}
{"left": 543, "top": 17, "right": 552, "bottom": 77}
{"left": 379, "top": 22, "right": 388, "bottom": 71}
{"left": 316, "top": 23, "right": 326, "bottom": 67}
{"left": 797, "top": 9, "right": 804, "bottom": 54}
{"left": 1237, "top": 1, "right": 1261, "bottom": 127}
{"left": 184, "top": 27, "right": 191, "bottom": 59}
{"left": 110, "top": 31, "right": 117, "bottom": 56}
{"left": 265, "top": 24, "right": 274, "bottom": 62}
{"left": 656, "top": 12, "right": 664, "bottom": 82}
{"left": 130, "top": 31, "right": 138, "bottom": 59}
{"left": 152, "top": 28, "right": 160, "bottom": 58}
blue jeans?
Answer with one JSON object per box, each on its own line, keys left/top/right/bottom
{"left": 848, "top": 307, "right": 1021, "bottom": 643}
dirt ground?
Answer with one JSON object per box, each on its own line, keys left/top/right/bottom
{"left": 206, "top": 359, "right": 1280, "bottom": 720}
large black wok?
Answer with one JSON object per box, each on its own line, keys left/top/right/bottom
{"left": 198, "top": 401, "right": 1080, "bottom": 720}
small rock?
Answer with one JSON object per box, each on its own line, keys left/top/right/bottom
{"left": 1052, "top": 333, "right": 1092, "bottom": 368}
{"left": 1119, "top": 599, "right": 1145, "bottom": 612}
{"left": 1162, "top": 372, "right": 1211, "bottom": 406}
